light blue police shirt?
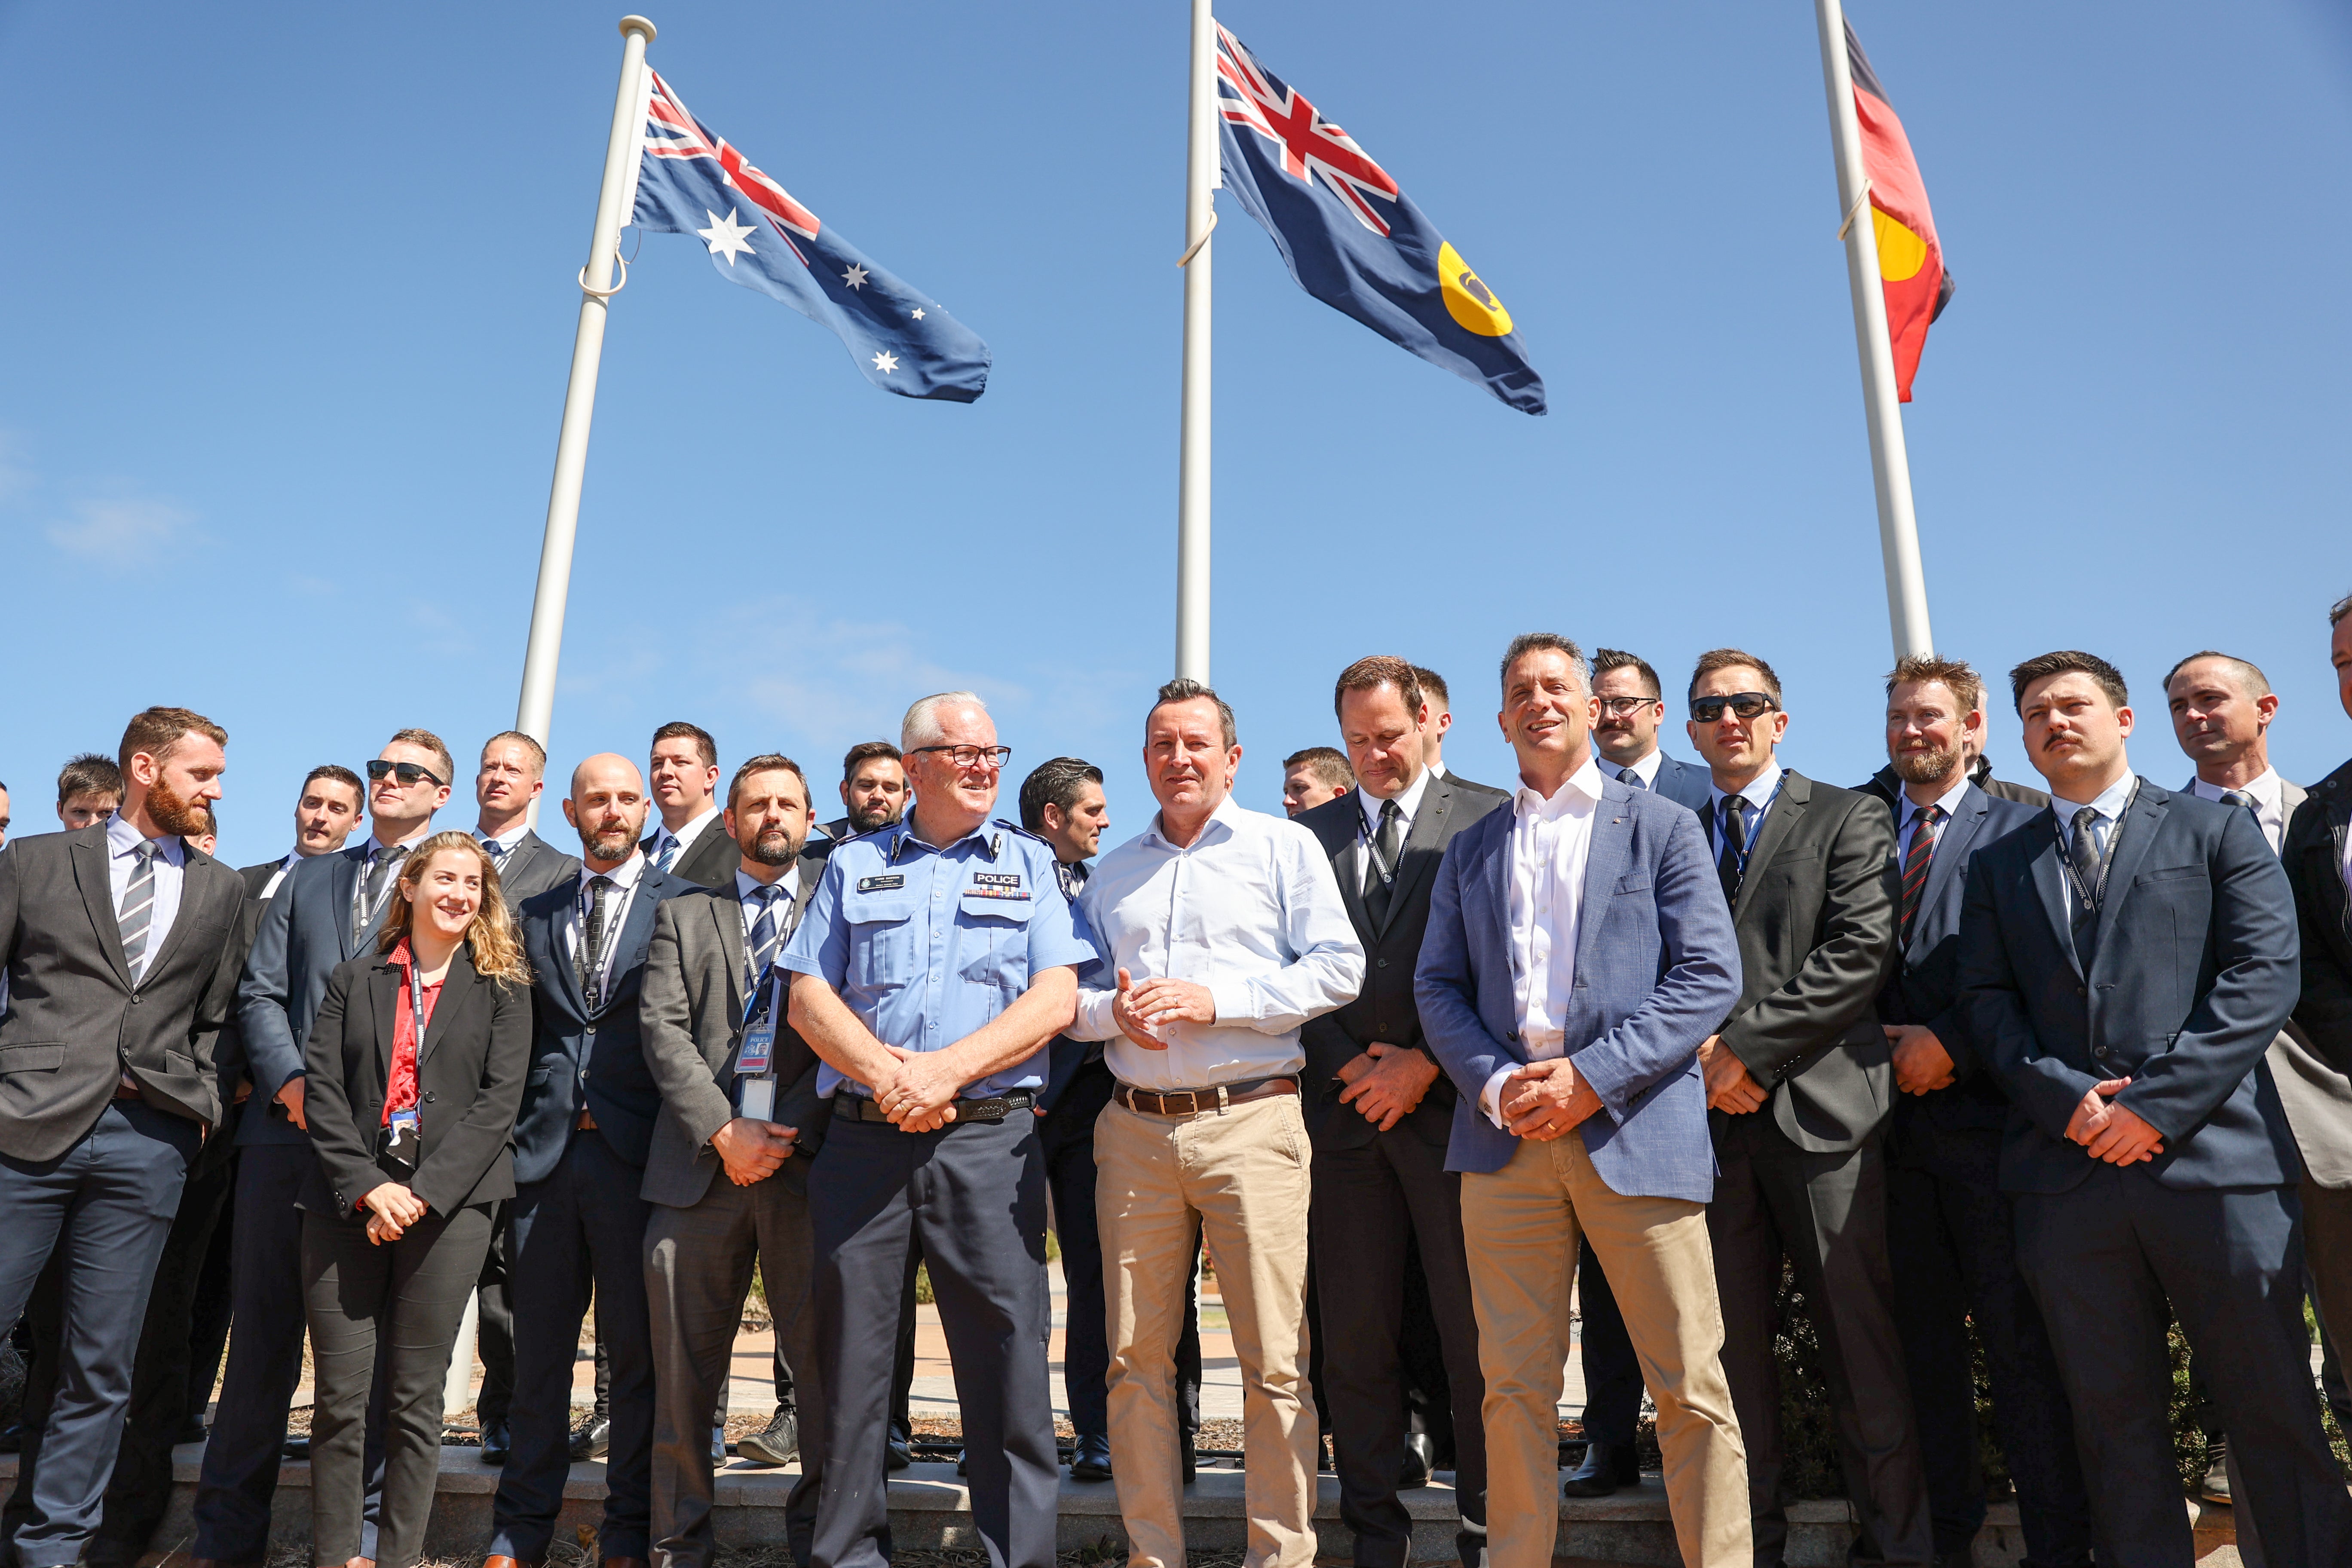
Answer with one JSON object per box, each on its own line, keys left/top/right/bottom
{"left": 781, "top": 817, "right": 1102, "bottom": 1098}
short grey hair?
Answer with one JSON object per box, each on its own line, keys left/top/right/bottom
{"left": 901, "top": 690, "right": 987, "bottom": 752}
{"left": 1498, "top": 634, "right": 1588, "bottom": 699}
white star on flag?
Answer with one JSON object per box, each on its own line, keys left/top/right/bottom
{"left": 842, "top": 264, "right": 870, "bottom": 290}
{"left": 911, "top": 308, "right": 925, "bottom": 320}
{"left": 872, "top": 351, "right": 899, "bottom": 374}
{"left": 696, "top": 208, "right": 758, "bottom": 265}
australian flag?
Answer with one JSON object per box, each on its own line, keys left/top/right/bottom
{"left": 624, "top": 69, "right": 989, "bottom": 402}
{"left": 1216, "top": 26, "right": 1544, "bottom": 415}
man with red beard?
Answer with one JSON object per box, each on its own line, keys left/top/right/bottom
{"left": 0, "top": 707, "right": 244, "bottom": 1568}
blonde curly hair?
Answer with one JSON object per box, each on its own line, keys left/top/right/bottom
{"left": 376, "top": 830, "right": 532, "bottom": 983}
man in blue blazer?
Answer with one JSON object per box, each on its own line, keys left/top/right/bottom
{"left": 1959, "top": 651, "right": 2352, "bottom": 1566}
{"left": 1417, "top": 634, "right": 1749, "bottom": 1568}
{"left": 193, "top": 728, "right": 455, "bottom": 1568}
{"left": 1865, "top": 658, "right": 2090, "bottom": 1568}
{"left": 1564, "top": 647, "right": 1713, "bottom": 1495}
{"left": 486, "top": 755, "right": 692, "bottom": 1568}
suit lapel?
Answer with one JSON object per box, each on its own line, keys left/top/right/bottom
{"left": 2096, "top": 784, "right": 2167, "bottom": 932}
{"left": 137, "top": 849, "right": 221, "bottom": 986}
{"left": 417, "top": 948, "right": 480, "bottom": 1071}
{"left": 1734, "top": 773, "right": 1807, "bottom": 918}
{"left": 1475, "top": 804, "right": 1513, "bottom": 967}
{"left": 2027, "top": 815, "right": 2081, "bottom": 979}
{"left": 70, "top": 830, "right": 135, "bottom": 988}
{"left": 1911, "top": 789, "right": 1990, "bottom": 953}
{"left": 593, "top": 873, "right": 668, "bottom": 1015}
{"left": 714, "top": 887, "right": 751, "bottom": 1020}
{"left": 2322, "top": 783, "right": 2352, "bottom": 949}
{"left": 1574, "top": 788, "right": 1635, "bottom": 976}
{"left": 1377, "top": 781, "right": 1450, "bottom": 939}
{"left": 333, "top": 850, "right": 367, "bottom": 960}
{"left": 367, "top": 961, "right": 399, "bottom": 1093}
{"left": 550, "top": 885, "right": 592, "bottom": 1021}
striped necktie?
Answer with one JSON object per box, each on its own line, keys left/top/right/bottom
{"left": 746, "top": 885, "right": 786, "bottom": 986}
{"left": 1898, "top": 805, "right": 1943, "bottom": 944}
{"left": 119, "top": 841, "right": 160, "bottom": 984}
{"left": 653, "top": 833, "right": 681, "bottom": 874}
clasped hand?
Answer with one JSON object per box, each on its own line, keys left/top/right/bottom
{"left": 1886, "top": 1024, "right": 1957, "bottom": 1096}
{"left": 1698, "top": 1035, "right": 1767, "bottom": 1114}
{"left": 1499, "top": 1058, "right": 1602, "bottom": 1141}
{"left": 1335, "top": 1042, "right": 1439, "bottom": 1131}
{"left": 712, "top": 1117, "right": 799, "bottom": 1184}
{"left": 2064, "top": 1076, "right": 2164, "bottom": 1165}
{"left": 1110, "top": 967, "right": 1216, "bottom": 1051}
{"left": 361, "top": 1181, "right": 426, "bottom": 1245}
{"left": 873, "top": 1046, "right": 966, "bottom": 1132}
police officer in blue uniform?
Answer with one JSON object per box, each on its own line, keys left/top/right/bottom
{"left": 782, "top": 692, "right": 1099, "bottom": 1568}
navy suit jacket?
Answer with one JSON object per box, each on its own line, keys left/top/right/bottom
{"left": 235, "top": 844, "right": 395, "bottom": 1147}
{"left": 1415, "top": 773, "right": 1742, "bottom": 1200}
{"left": 1635, "top": 752, "right": 1714, "bottom": 815}
{"left": 1957, "top": 778, "right": 2302, "bottom": 1193}
{"left": 511, "top": 864, "right": 695, "bottom": 1183}
{"left": 1870, "top": 782, "right": 2046, "bottom": 1139}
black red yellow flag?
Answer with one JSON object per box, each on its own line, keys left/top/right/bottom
{"left": 1846, "top": 21, "right": 1952, "bottom": 401}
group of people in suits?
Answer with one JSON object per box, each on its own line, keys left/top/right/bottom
{"left": 7, "top": 596, "right": 2352, "bottom": 1568}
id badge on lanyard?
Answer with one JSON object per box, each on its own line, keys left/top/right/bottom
{"left": 386, "top": 965, "right": 428, "bottom": 1167}
{"left": 737, "top": 972, "right": 781, "bottom": 1122}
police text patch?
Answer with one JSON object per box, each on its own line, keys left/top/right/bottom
{"left": 966, "top": 872, "right": 1027, "bottom": 899}
{"left": 856, "top": 875, "right": 906, "bottom": 893}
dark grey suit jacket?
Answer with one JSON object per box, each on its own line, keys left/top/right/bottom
{"left": 0, "top": 825, "right": 246, "bottom": 1160}
{"left": 492, "top": 828, "right": 582, "bottom": 907}
{"left": 1296, "top": 775, "right": 1505, "bottom": 1151}
{"left": 638, "top": 858, "right": 829, "bottom": 1209}
{"left": 1707, "top": 769, "right": 1900, "bottom": 1153}
{"left": 235, "top": 844, "right": 402, "bottom": 1147}
{"left": 644, "top": 819, "right": 740, "bottom": 890}
{"left": 2248, "top": 771, "right": 2352, "bottom": 1188}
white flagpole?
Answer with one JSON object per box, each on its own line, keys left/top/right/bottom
{"left": 514, "top": 15, "right": 659, "bottom": 767}
{"left": 1173, "top": 0, "right": 1216, "bottom": 683}
{"left": 1812, "top": 0, "right": 1933, "bottom": 660}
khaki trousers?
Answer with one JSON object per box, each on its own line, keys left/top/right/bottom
{"left": 1462, "top": 1136, "right": 1749, "bottom": 1568}
{"left": 1096, "top": 1093, "right": 1317, "bottom": 1568}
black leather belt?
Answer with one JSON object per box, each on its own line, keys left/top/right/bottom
{"left": 1113, "top": 1076, "right": 1298, "bottom": 1117}
{"left": 834, "top": 1089, "right": 1035, "bottom": 1125}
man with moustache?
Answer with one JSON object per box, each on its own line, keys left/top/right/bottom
{"left": 644, "top": 725, "right": 736, "bottom": 887}
{"left": 0, "top": 708, "right": 242, "bottom": 1568}
{"left": 1296, "top": 657, "right": 1501, "bottom": 1568}
{"left": 1684, "top": 649, "right": 1928, "bottom": 1568}
{"left": 786, "top": 695, "right": 1097, "bottom": 1568}
{"left": 1563, "top": 648, "right": 1709, "bottom": 1495}
{"left": 195, "top": 729, "right": 456, "bottom": 1568}
{"left": 1865, "top": 657, "right": 2090, "bottom": 1568}
{"left": 1959, "top": 651, "right": 2351, "bottom": 1564}
{"left": 640, "top": 756, "right": 834, "bottom": 1568}
{"left": 485, "top": 756, "right": 691, "bottom": 1568}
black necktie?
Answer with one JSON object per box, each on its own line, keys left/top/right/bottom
{"left": 1899, "top": 805, "right": 1942, "bottom": 944}
{"left": 357, "top": 845, "right": 408, "bottom": 945}
{"left": 578, "top": 875, "right": 614, "bottom": 1010}
{"left": 1716, "top": 795, "right": 1749, "bottom": 906}
{"left": 2068, "top": 808, "right": 2104, "bottom": 968}
{"left": 1618, "top": 766, "right": 1647, "bottom": 790}
{"left": 1363, "top": 799, "right": 1404, "bottom": 927}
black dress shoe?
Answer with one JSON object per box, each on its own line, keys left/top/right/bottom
{"left": 1069, "top": 1432, "right": 1112, "bottom": 1482}
{"left": 0, "top": 1423, "right": 20, "bottom": 1455}
{"left": 1399, "top": 1431, "right": 1436, "bottom": 1490}
{"left": 955, "top": 1447, "right": 968, "bottom": 1476}
{"left": 1560, "top": 1439, "right": 1639, "bottom": 1498}
{"left": 885, "top": 1422, "right": 912, "bottom": 1472}
{"left": 177, "top": 1415, "right": 209, "bottom": 1446}
{"left": 479, "top": 1420, "right": 511, "bottom": 1466}
{"left": 1181, "top": 1439, "right": 1197, "bottom": 1484}
{"left": 567, "top": 1415, "right": 610, "bottom": 1463}
{"left": 281, "top": 1434, "right": 310, "bottom": 1461}
{"left": 737, "top": 1406, "right": 798, "bottom": 1467}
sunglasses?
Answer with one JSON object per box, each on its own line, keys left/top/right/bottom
{"left": 1689, "top": 692, "right": 1778, "bottom": 724}
{"left": 367, "top": 760, "right": 446, "bottom": 788}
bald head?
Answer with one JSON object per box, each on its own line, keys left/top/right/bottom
{"left": 564, "top": 753, "right": 651, "bottom": 870}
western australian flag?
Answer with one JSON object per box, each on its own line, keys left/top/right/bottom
{"left": 1216, "top": 26, "right": 1544, "bottom": 415}
{"left": 623, "top": 69, "right": 989, "bottom": 402}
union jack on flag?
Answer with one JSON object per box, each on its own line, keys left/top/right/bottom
{"left": 622, "top": 66, "right": 989, "bottom": 402}
{"left": 1213, "top": 25, "right": 1544, "bottom": 414}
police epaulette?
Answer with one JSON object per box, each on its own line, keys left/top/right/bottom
{"left": 994, "top": 819, "right": 1054, "bottom": 848}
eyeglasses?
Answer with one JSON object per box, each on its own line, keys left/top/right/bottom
{"left": 367, "top": 760, "right": 446, "bottom": 788}
{"left": 1596, "top": 695, "right": 1662, "bottom": 718}
{"left": 909, "top": 744, "right": 1013, "bottom": 770}
{"left": 1688, "top": 692, "right": 1778, "bottom": 724}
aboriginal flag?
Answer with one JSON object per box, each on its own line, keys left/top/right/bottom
{"left": 1847, "top": 21, "right": 1953, "bottom": 401}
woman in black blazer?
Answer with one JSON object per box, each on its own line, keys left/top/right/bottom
{"left": 300, "top": 830, "right": 531, "bottom": 1568}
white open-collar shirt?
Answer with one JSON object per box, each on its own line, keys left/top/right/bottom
{"left": 1483, "top": 756, "right": 1607, "bottom": 1125}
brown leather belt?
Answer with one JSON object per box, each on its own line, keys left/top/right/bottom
{"left": 1113, "top": 1077, "right": 1298, "bottom": 1117}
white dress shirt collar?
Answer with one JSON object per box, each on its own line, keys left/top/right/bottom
{"left": 1358, "top": 766, "right": 1433, "bottom": 837}
{"left": 578, "top": 849, "right": 647, "bottom": 895}
{"left": 1515, "top": 756, "right": 1610, "bottom": 820}
{"left": 1145, "top": 791, "right": 1246, "bottom": 854}
{"left": 668, "top": 805, "right": 722, "bottom": 854}
{"left": 1706, "top": 759, "right": 1783, "bottom": 820}
{"left": 2052, "top": 770, "right": 2138, "bottom": 851}
{"left": 475, "top": 821, "right": 533, "bottom": 855}
{"left": 1609, "top": 748, "right": 1665, "bottom": 788}
{"left": 735, "top": 864, "right": 801, "bottom": 906}
{"left": 2190, "top": 767, "right": 2285, "bottom": 853}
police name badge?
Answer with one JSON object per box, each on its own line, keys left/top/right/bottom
{"left": 857, "top": 874, "right": 906, "bottom": 893}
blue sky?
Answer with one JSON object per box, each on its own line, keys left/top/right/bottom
{"left": 5, "top": 0, "right": 2349, "bottom": 865}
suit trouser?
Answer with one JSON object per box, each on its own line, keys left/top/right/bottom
{"left": 1097, "top": 1093, "right": 1316, "bottom": 1568}
{"left": 1883, "top": 1126, "right": 2092, "bottom": 1568}
{"left": 2014, "top": 1169, "right": 2352, "bottom": 1568}
{"left": 3, "top": 1132, "right": 233, "bottom": 1564}
{"left": 491, "top": 1133, "right": 655, "bottom": 1560}
{"left": 302, "top": 1203, "right": 493, "bottom": 1568}
{"left": 1038, "top": 1058, "right": 1118, "bottom": 1440}
{"left": 2237, "top": 1174, "right": 2352, "bottom": 1568}
{"left": 0, "top": 1102, "right": 196, "bottom": 1568}
{"left": 186, "top": 1147, "right": 238, "bottom": 1426}
{"left": 472, "top": 1200, "right": 516, "bottom": 1430}
{"left": 195, "top": 1143, "right": 388, "bottom": 1563}
{"left": 1709, "top": 1123, "right": 1931, "bottom": 1568}
{"left": 1572, "top": 1243, "right": 1642, "bottom": 1449}
{"left": 1464, "top": 1133, "right": 1748, "bottom": 1568}
{"left": 645, "top": 1155, "right": 822, "bottom": 1568}
{"left": 1310, "top": 1131, "right": 1486, "bottom": 1568}
{"left": 809, "top": 1113, "right": 1055, "bottom": 1568}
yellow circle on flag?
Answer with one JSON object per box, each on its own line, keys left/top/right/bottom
{"left": 1872, "top": 208, "right": 1927, "bottom": 283}
{"left": 1438, "top": 242, "right": 1513, "bottom": 337}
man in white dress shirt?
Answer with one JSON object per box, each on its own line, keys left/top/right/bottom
{"left": 1072, "top": 678, "right": 1364, "bottom": 1568}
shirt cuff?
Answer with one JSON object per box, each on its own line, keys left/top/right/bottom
{"left": 1208, "top": 977, "right": 1255, "bottom": 1029}
{"left": 1480, "top": 1066, "right": 1518, "bottom": 1130}
{"left": 1072, "top": 989, "right": 1118, "bottom": 1042}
